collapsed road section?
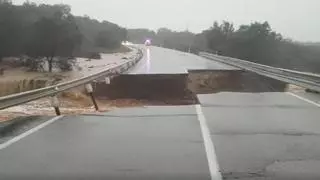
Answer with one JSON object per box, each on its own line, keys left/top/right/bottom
{"left": 92, "top": 69, "right": 289, "bottom": 105}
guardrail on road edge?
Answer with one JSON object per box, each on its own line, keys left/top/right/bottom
{"left": 200, "top": 52, "right": 320, "bottom": 93}
{"left": 0, "top": 47, "right": 144, "bottom": 111}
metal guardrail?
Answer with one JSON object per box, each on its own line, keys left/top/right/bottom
{"left": 0, "top": 48, "right": 143, "bottom": 110}
{"left": 200, "top": 52, "right": 320, "bottom": 92}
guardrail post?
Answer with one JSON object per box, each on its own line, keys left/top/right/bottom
{"left": 0, "top": 47, "right": 143, "bottom": 111}
{"left": 105, "top": 77, "right": 110, "bottom": 84}
{"left": 50, "top": 95, "right": 61, "bottom": 116}
{"left": 85, "top": 83, "right": 99, "bottom": 111}
{"left": 306, "top": 89, "right": 320, "bottom": 94}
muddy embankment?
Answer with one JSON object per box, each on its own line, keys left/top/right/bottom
{"left": 0, "top": 79, "right": 51, "bottom": 96}
{"left": 93, "top": 74, "right": 198, "bottom": 105}
{"left": 188, "top": 70, "right": 288, "bottom": 94}
{"left": 0, "top": 69, "right": 291, "bottom": 105}
{"left": 0, "top": 69, "right": 294, "bottom": 122}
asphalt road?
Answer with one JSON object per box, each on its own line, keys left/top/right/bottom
{"left": 199, "top": 92, "right": 320, "bottom": 180}
{"left": 129, "top": 46, "right": 237, "bottom": 74}
{"left": 0, "top": 92, "right": 319, "bottom": 179}
{"left": 0, "top": 106, "right": 212, "bottom": 180}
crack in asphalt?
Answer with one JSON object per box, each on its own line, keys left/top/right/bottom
{"left": 213, "top": 131, "right": 320, "bottom": 136}
{"left": 201, "top": 104, "right": 317, "bottom": 109}
{"left": 80, "top": 114, "right": 198, "bottom": 118}
{"left": 222, "top": 171, "right": 266, "bottom": 179}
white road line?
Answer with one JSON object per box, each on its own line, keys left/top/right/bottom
{"left": 195, "top": 104, "right": 222, "bottom": 180}
{"left": 136, "top": 48, "right": 150, "bottom": 73}
{"left": 137, "top": 61, "right": 147, "bottom": 72}
{"left": 287, "top": 92, "right": 320, "bottom": 107}
{"left": 0, "top": 116, "right": 64, "bottom": 151}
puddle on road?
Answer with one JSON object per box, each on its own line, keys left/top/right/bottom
{"left": 93, "top": 70, "right": 294, "bottom": 105}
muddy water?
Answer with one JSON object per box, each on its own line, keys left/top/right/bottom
{"left": 93, "top": 70, "right": 289, "bottom": 105}
{"left": 0, "top": 79, "right": 49, "bottom": 96}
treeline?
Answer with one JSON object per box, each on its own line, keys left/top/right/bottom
{"left": 200, "top": 21, "right": 320, "bottom": 73}
{"left": 128, "top": 22, "right": 320, "bottom": 73}
{"left": 0, "top": 0, "right": 127, "bottom": 72}
{"left": 128, "top": 28, "right": 195, "bottom": 53}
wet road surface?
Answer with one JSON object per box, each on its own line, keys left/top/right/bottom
{"left": 199, "top": 92, "right": 320, "bottom": 180}
{"left": 0, "top": 92, "right": 319, "bottom": 179}
{"left": 0, "top": 106, "right": 211, "bottom": 180}
{"left": 129, "top": 46, "right": 237, "bottom": 74}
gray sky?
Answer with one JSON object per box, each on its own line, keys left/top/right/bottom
{"left": 13, "top": 0, "right": 320, "bottom": 42}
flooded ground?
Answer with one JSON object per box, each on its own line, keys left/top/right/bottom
{"left": 0, "top": 49, "right": 137, "bottom": 97}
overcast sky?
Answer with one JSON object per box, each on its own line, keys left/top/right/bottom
{"left": 13, "top": 0, "right": 320, "bottom": 42}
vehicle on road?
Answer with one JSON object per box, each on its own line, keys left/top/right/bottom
{"left": 145, "top": 39, "right": 151, "bottom": 46}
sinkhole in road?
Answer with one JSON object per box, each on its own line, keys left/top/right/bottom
{"left": 93, "top": 70, "right": 289, "bottom": 105}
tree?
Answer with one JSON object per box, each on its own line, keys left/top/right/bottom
{"left": 204, "top": 21, "right": 235, "bottom": 54}
{"left": 94, "top": 25, "right": 127, "bottom": 49}
{"left": 75, "top": 16, "right": 127, "bottom": 56}
{"left": 229, "top": 22, "right": 279, "bottom": 63}
{"left": 0, "top": 2, "right": 126, "bottom": 64}
{"left": 0, "top": 0, "right": 11, "bottom": 4}
{"left": 27, "top": 11, "right": 82, "bottom": 72}
{"left": 127, "top": 29, "right": 156, "bottom": 44}
{"left": 95, "top": 30, "right": 118, "bottom": 49}
{"left": 0, "top": 1, "right": 18, "bottom": 60}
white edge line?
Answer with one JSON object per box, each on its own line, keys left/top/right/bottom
{"left": 287, "top": 92, "right": 320, "bottom": 107}
{"left": 0, "top": 116, "right": 64, "bottom": 150}
{"left": 136, "top": 52, "right": 148, "bottom": 72}
{"left": 195, "top": 104, "right": 222, "bottom": 180}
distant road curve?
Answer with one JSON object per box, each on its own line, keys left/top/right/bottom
{"left": 129, "top": 46, "right": 237, "bottom": 74}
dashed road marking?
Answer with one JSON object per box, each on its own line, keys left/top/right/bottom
{"left": 287, "top": 92, "right": 320, "bottom": 107}
{"left": 0, "top": 116, "right": 64, "bottom": 151}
